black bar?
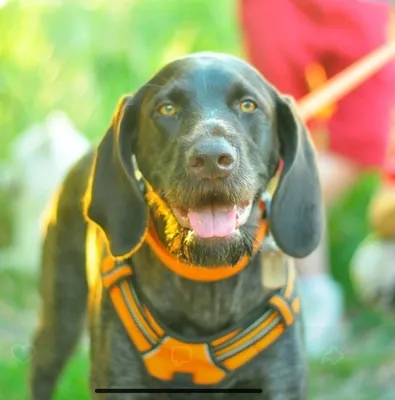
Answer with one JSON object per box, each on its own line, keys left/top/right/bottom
{"left": 95, "top": 388, "right": 262, "bottom": 394}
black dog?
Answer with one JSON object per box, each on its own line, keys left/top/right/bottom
{"left": 30, "top": 52, "right": 323, "bottom": 399}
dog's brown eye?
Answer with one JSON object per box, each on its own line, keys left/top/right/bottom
{"left": 158, "top": 103, "right": 177, "bottom": 116}
{"left": 240, "top": 99, "right": 257, "bottom": 113}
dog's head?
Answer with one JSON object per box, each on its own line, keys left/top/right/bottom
{"left": 85, "top": 52, "right": 323, "bottom": 266}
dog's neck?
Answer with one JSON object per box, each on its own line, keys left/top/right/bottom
{"left": 129, "top": 199, "right": 272, "bottom": 337}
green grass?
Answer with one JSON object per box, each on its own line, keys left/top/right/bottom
{"left": 0, "top": 268, "right": 38, "bottom": 309}
{"left": 0, "top": 350, "right": 89, "bottom": 400}
{"left": 0, "top": 267, "right": 90, "bottom": 399}
{"left": 308, "top": 310, "right": 395, "bottom": 400}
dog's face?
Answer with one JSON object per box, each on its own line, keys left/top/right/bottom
{"left": 134, "top": 54, "right": 280, "bottom": 265}
{"left": 85, "top": 52, "right": 323, "bottom": 266}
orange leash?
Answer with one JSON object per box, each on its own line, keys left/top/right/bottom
{"left": 298, "top": 41, "right": 395, "bottom": 122}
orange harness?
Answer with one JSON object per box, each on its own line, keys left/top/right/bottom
{"left": 101, "top": 213, "right": 300, "bottom": 386}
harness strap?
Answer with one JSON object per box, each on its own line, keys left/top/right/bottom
{"left": 208, "top": 262, "right": 299, "bottom": 372}
{"left": 103, "top": 264, "right": 160, "bottom": 352}
{"left": 102, "top": 257, "right": 300, "bottom": 386}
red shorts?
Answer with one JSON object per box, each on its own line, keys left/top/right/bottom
{"left": 239, "top": 0, "right": 395, "bottom": 168}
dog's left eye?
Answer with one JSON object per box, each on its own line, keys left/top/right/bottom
{"left": 239, "top": 99, "right": 257, "bottom": 113}
{"left": 158, "top": 103, "right": 178, "bottom": 117}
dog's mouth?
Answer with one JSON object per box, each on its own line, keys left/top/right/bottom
{"left": 171, "top": 200, "right": 253, "bottom": 239}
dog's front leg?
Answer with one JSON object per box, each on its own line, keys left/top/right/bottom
{"left": 256, "top": 324, "right": 307, "bottom": 400}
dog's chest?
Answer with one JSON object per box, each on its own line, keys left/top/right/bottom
{"left": 130, "top": 247, "right": 278, "bottom": 335}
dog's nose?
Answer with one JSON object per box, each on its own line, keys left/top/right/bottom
{"left": 187, "top": 138, "right": 237, "bottom": 179}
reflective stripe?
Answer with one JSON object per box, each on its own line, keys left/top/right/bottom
{"left": 120, "top": 282, "right": 159, "bottom": 345}
{"left": 212, "top": 309, "right": 272, "bottom": 352}
{"left": 108, "top": 285, "right": 152, "bottom": 352}
{"left": 223, "top": 323, "right": 285, "bottom": 371}
{"left": 216, "top": 315, "right": 281, "bottom": 362}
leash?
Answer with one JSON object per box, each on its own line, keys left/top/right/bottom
{"left": 298, "top": 40, "right": 395, "bottom": 122}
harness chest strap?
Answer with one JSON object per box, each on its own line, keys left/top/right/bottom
{"left": 101, "top": 257, "right": 300, "bottom": 386}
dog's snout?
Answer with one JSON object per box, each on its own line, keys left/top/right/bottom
{"left": 187, "top": 138, "right": 237, "bottom": 179}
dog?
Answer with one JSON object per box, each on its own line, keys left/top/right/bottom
{"left": 30, "top": 52, "right": 323, "bottom": 399}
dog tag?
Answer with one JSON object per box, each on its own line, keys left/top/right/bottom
{"left": 261, "top": 237, "right": 288, "bottom": 290}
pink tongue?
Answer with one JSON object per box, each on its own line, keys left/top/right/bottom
{"left": 188, "top": 207, "right": 237, "bottom": 238}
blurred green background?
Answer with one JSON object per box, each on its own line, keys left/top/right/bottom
{"left": 0, "top": 0, "right": 394, "bottom": 399}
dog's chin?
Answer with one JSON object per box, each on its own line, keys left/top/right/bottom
{"left": 170, "top": 201, "right": 255, "bottom": 267}
{"left": 181, "top": 230, "right": 254, "bottom": 267}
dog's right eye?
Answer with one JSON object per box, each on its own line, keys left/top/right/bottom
{"left": 239, "top": 99, "right": 258, "bottom": 113}
{"left": 158, "top": 103, "right": 178, "bottom": 117}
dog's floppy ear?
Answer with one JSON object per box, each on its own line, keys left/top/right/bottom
{"left": 84, "top": 93, "right": 148, "bottom": 259}
{"left": 269, "top": 95, "right": 323, "bottom": 258}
